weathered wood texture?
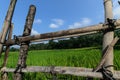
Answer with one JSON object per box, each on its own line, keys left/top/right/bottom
{"left": 31, "top": 31, "right": 98, "bottom": 42}
{"left": 93, "top": 37, "right": 119, "bottom": 72}
{"left": 1, "top": 66, "right": 120, "bottom": 79}
{"left": 103, "top": 0, "right": 114, "bottom": 73}
{"left": 14, "top": 5, "right": 36, "bottom": 80}
{"left": 1, "top": 23, "right": 14, "bottom": 80}
{"left": 87, "top": 37, "right": 119, "bottom": 80}
{"left": 2, "top": 23, "right": 14, "bottom": 67}
{"left": 17, "top": 4, "right": 36, "bottom": 68}
{"left": 4, "top": 19, "right": 120, "bottom": 46}
{"left": 0, "top": 0, "right": 17, "bottom": 56}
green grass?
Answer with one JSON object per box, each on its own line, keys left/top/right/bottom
{"left": 0, "top": 47, "right": 120, "bottom": 80}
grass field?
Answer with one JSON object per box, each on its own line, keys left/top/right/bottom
{"left": 0, "top": 47, "right": 120, "bottom": 80}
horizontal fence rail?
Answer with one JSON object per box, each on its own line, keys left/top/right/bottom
{"left": 1, "top": 66, "right": 120, "bottom": 79}
{"left": 31, "top": 31, "right": 98, "bottom": 42}
{"left": 4, "top": 19, "right": 120, "bottom": 45}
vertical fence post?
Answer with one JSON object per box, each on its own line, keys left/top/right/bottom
{"left": 13, "top": 5, "right": 36, "bottom": 80}
{"left": 0, "top": 0, "right": 17, "bottom": 56}
{"left": 1, "top": 23, "right": 14, "bottom": 80}
{"left": 2, "top": 23, "right": 14, "bottom": 67}
{"left": 103, "top": 0, "right": 114, "bottom": 73}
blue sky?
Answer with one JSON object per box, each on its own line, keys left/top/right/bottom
{"left": 0, "top": 0, "right": 119, "bottom": 36}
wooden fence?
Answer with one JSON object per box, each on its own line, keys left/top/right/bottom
{"left": 0, "top": 0, "right": 120, "bottom": 80}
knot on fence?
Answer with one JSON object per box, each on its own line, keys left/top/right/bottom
{"left": 102, "top": 18, "right": 117, "bottom": 32}
{"left": 14, "top": 35, "right": 21, "bottom": 45}
{"left": 107, "top": 18, "right": 116, "bottom": 28}
{"left": 98, "top": 65, "right": 116, "bottom": 80}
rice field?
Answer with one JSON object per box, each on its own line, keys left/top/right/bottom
{"left": 0, "top": 47, "right": 120, "bottom": 80}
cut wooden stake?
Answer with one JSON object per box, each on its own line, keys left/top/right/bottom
{"left": 1, "top": 23, "right": 14, "bottom": 80}
{"left": 0, "top": 0, "right": 17, "bottom": 56}
{"left": 14, "top": 5, "right": 36, "bottom": 80}
{"left": 2, "top": 23, "right": 14, "bottom": 67}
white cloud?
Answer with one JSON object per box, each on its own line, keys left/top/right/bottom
{"left": 52, "top": 19, "right": 64, "bottom": 25}
{"left": 31, "top": 29, "right": 39, "bottom": 35}
{"left": 69, "top": 22, "right": 82, "bottom": 29}
{"left": 50, "top": 24, "right": 58, "bottom": 28}
{"left": 68, "top": 18, "right": 92, "bottom": 29}
{"left": 34, "top": 19, "right": 42, "bottom": 24}
{"left": 81, "top": 18, "right": 91, "bottom": 25}
{"left": 49, "top": 19, "right": 64, "bottom": 28}
{"left": 113, "top": 1, "right": 120, "bottom": 18}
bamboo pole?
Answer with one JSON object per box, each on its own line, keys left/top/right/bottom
{"left": 0, "top": 0, "right": 17, "bottom": 56}
{"left": 103, "top": 0, "right": 114, "bottom": 74}
{"left": 14, "top": 5, "right": 36, "bottom": 80}
{"left": 31, "top": 31, "right": 98, "bottom": 42}
{"left": 2, "top": 23, "right": 14, "bottom": 67}
{"left": 1, "top": 66, "right": 120, "bottom": 79}
{"left": 4, "top": 20, "right": 120, "bottom": 46}
{"left": 94, "top": 37, "right": 119, "bottom": 72}
{"left": 1, "top": 23, "right": 14, "bottom": 80}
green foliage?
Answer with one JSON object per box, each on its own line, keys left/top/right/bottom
{"left": 1, "top": 48, "right": 120, "bottom": 79}
{"left": 28, "top": 33, "right": 103, "bottom": 50}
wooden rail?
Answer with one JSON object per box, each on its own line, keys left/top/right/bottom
{"left": 31, "top": 31, "right": 98, "bottom": 42}
{"left": 1, "top": 66, "right": 120, "bottom": 79}
{"left": 4, "top": 19, "right": 120, "bottom": 45}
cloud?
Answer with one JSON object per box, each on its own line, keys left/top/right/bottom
{"left": 113, "top": 1, "right": 120, "bottom": 18}
{"left": 31, "top": 29, "right": 39, "bottom": 35}
{"left": 49, "top": 19, "right": 64, "bottom": 28}
{"left": 50, "top": 24, "right": 58, "bottom": 28}
{"left": 52, "top": 19, "right": 64, "bottom": 25}
{"left": 68, "top": 18, "right": 92, "bottom": 29}
{"left": 81, "top": 18, "right": 91, "bottom": 25}
{"left": 34, "top": 19, "right": 42, "bottom": 24}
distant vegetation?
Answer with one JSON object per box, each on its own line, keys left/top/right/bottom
{"left": 9, "top": 29, "right": 120, "bottom": 51}
{"left": 29, "top": 32, "right": 103, "bottom": 50}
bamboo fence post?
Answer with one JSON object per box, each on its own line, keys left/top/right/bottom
{"left": 103, "top": 0, "right": 114, "bottom": 77}
{"left": 0, "top": 0, "right": 17, "bottom": 56}
{"left": 1, "top": 23, "right": 14, "bottom": 80}
{"left": 13, "top": 5, "right": 36, "bottom": 80}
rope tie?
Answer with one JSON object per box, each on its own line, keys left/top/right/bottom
{"left": 107, "top": 18, "right": 116, "bottom": 28}
{"left": 13, "top": 35, "right": 23, "bottom": 45}
{"left": 14, "top": 64, "right": 22, "bottom": 73}
{"left": 98, "top": 65, "right": 116, "bottom": 80}
{"left": 102, "top": 18, "right": 116, "bottom": 32}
